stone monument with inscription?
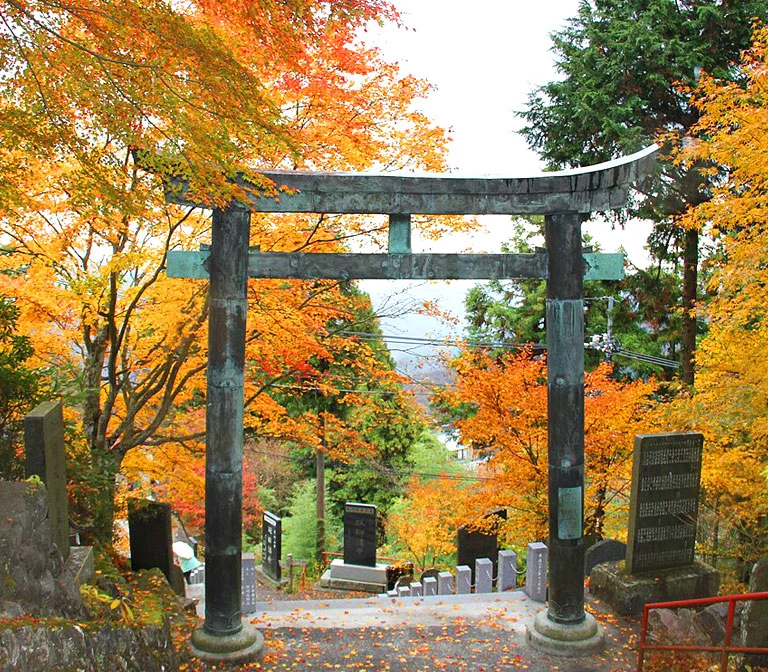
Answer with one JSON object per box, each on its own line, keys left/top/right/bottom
{"left": 128, "top": 498, "right": 174, "bottom": 584}
{"left": 320, "top": 502, "right": 388, "bottom": 592}
{"left": 25, "top": 400, "right": 70, "bottom": 561}
{"left": 590, "top": 432, "right": 719, "bottom": 616}
{"left": 343, "top": 502, "right": 377, "bottom": 566}
{"left": 262, "top": 511, "right": 281, "bottom": 582}
{"left": 457, "top": 508, "right": 506, "bottom": 584}
{"left": 241, "top": 553, "right": 257, "bottom": 614}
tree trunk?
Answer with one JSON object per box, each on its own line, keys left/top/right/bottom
{"left": 82, "top": 326, "right": 108, "bottom": 453}
{"left": 680, "top": 228, "right": 698, "bottom": 386}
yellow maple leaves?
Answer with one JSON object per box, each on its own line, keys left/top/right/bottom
{"left": 0, "top": 0, "right": 466, "bottom": 542}
{"left": 662, "top": 26, "right": 768, "bottom": 567}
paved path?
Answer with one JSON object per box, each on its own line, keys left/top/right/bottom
{"left": 248, "top": 590, "right": 540, "bottom": 630}
{"left": 186, "top": 583, "right": 642, "bottom": 671}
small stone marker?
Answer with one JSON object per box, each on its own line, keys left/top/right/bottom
{"left": 241, "top": 553, "right": 257, "bottom": 613}
{"left": 437, "top": 571, "right": 454, "bottom": 596}
{"left": 498, "top": 550, "right": 518, "bottom": 591}
{"left": 397, "top": 585, "right": 410, "bottom": 597}
{"left": 169, "top": 563, "right": 186, "bottom": 596}
{"left": 475, "top": 558, "right": 493, "bottom": 593}
{"left": 410, "top": 581, "right": 423, "bottom": 597}
{"left": 626, "top": 433, "right": 704, "bottom": 574}
{"left": 24, "top": 400, "right": 70, "bottom": 560}
{"left": 262, "top": 511, "right": 282, "bottom": 582}
{"left": 128, "top": 499, "right": 173, "bottom": 583}
{"left": 457, "top": 509, "right": 506, "bottom": 583}
{"left": 526, "top": 542, "right": 548, "bottom": 602}
{"left": 423, "top": 577, "right": 437, "bottom": 596}
{"left": 343, "top": 503, "right": 377, "bottom": 567}
{"left": 585, "top": 539, "right": 627, "bottom": 576}
{"left": 419, "top": 567, "right": 440, "bottom": 584}
{"left": 65, "top": 545, "right": 95, "bottom": 586}
{"left": 456, "top": 565, "right": 471, "bottom": 594}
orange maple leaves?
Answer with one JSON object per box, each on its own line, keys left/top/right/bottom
{"left": 0, "top": 0, "right": 461, "bottom": 543}
{"left": 660, "top": 26, "right": 768, "bottom": 566}
{"left": 434, "top": 351, "right": 656, "bottom": 547}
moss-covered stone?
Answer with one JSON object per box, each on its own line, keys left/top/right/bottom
{"left": 0, "top": 481, "right": 184, "bottom": 670}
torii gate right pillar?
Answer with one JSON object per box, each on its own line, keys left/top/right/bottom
{"left": 527, "top": 212, "right": 603, "bottom": 652}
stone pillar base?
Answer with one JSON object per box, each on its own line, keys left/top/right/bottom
{"left": 589, "top": 561, "right": 719, "bottom": 617}
{"left": 190, "top": 621, "right": 264, "bottom": 664}
{"left": 526, "top": 610, "right": 604, "bottom": 656}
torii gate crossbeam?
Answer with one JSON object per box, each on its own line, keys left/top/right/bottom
{"left": 169, "top": 145, "right": 658, "bottom": 662}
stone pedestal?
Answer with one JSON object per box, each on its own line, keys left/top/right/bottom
{"left": 527, "top": 610, "right": 604, "bottom": 656}
{"left": 190, "top": 620, "right": 263, "bottom": 664}
{"left": 319, "top": 559, "right": 388, "bottom": 593}
{"left": 589, "top": 561, "right": 719, "bottom": 617}
{"left": 254, "top": 564, "right": 289, "bottom": 589}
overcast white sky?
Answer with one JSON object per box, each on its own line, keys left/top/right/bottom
{"left": 358, "top": 2, "right": 653, "bottom": 357}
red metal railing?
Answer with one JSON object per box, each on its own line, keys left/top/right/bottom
{"left": 637, "top": 591, "right": 768, "bottom": 672}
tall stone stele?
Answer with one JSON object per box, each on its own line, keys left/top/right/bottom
{"left": 589, "top": 432, "right": 719, "bottom": 616}
{"left": 24, "top": 400, "right": 70, "bottom": 561}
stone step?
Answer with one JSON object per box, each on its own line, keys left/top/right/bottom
{"left": 247, "top": 589, "right": 539, "bottom": 630}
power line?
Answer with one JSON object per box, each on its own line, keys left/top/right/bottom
{"left": 339, "top": 330, "right": 545, "bottom": 352}
{"left": 612, "top": 348, "right": 680, "bottom": 369}
{"left": 245, "top": 446, "right": 491, "bottom": 482}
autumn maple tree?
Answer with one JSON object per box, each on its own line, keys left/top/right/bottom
{"left": 659, "top": 28, "right": 768, "bottom": 572}
{"left": 385, "top": 432, "right": 485, "bottom": 573}
{"left": 434, "top": 351, "right": 656, "bottom": 547}
{"left": 0, "top": 0, "right": 459, "bottom": 542}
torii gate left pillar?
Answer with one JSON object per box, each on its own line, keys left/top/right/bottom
{"left": 189, "top": 205, "right": 264, "bottom": 662}
{"left": 169, "top": 145, "right": 658, "bottom": 662}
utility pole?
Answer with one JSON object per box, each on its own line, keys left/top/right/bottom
{"left": 316, "top": 415, "right": 326, "bottom": 563}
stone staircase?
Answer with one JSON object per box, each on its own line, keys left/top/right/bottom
{"left": 246, "top": 588, "right": 541, "bottom": 631}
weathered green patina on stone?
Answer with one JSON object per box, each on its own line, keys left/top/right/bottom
{"left": 163, "top": 144, "right": 658, "bottom": 661}
{"left": 165, "top": 145, "right": 657, "bottom": 216}
{"left": 167, "top": 250, "right": 624, "bottom": 281}
{"left": 203, "top": 206, "right": 250, "bottom": 640}
{"left": 388, "top": 214, "right": 412, "bottom": 254}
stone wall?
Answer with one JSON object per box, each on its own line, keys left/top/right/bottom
{"left": 0, "top": 481, "right": 85, "bottom": 619}
{"left": 0, "top": 621, "right": 177, "bottom": 672}
{"left": 0, "top": 481, "right": 179, "bottom": 672}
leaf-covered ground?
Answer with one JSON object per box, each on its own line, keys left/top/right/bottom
{"left": 171, "top": 579, "right": 644, "bottom": 672}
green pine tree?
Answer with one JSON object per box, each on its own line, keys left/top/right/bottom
{"left": 519, "top": 0, "right": 768, "bottom": 384}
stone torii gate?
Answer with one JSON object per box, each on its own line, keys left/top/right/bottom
{"left": 166, "top": 145, "right": 658, "bottom": 662}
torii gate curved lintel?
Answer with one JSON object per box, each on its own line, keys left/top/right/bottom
{"left": 173, "top": 145, "right": 659, "bottom": 660}
{"left": 167, "top": 143, "right": 657, "bottom": 216}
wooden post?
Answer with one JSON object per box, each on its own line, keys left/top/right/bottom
{"left": 545, "top": 212, "right": 586, "bottom": 624}
{"left": 201, "top": 205, "right": 250, "bottom": 637}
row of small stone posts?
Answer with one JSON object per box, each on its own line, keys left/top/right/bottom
{"left": 383, "top": 543, "right": 548, "bottom": 603}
